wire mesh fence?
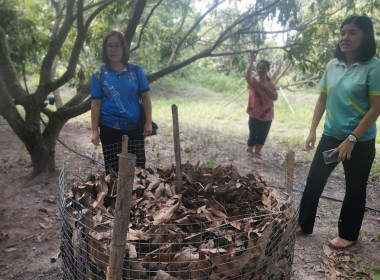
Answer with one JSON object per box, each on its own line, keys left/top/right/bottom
{"left": 59, "top": 124, "right": 302, "bottom": 280}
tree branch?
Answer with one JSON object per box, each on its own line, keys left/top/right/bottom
{"left": 167, "top": 0, "right": 190, "bottom": 66}
{"left": 0, "top": 74, "right": 30, "bottom": 140}
{"left": 43, "top": 0, "right": 112, "bottom": 96}
{"left": 83, "top": 0, "right": 115, "bottom": 11}
{"left": 0, "top": 26, "right": 26, "bottom": 104}
{"left": 130, "top": 0, "right": 162, "bottom": 52}
{"left": 167, "top": 0, "right": 226, "bottom": 66}
{"left": 39, "top": 0, "right": 76, "bottom": 86}
{"left": 146, "top": 0, "right": 286, "bottom": 82}
{"left": 280, "top": 76, "right": 319, "bottom": 90}
{"left": 124, "top": 0, "right": 148, "bottom": 47}
{"left": 62, "top": 82, "right": 91, "bottom": 109}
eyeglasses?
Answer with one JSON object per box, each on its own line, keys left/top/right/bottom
{"left": 106, "top": 44, "right": 122, "bottom": 49}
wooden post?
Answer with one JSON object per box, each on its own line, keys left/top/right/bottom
{"left": 172, "top": 104, "right": 183, "bottom": 193}
{"left": 84, "top": 211, "right": 94, "bottom": 279}
{"left": 285, "top": 150, "right": 295, "bottom": 193}
{"left": 108, "top": 135, "right": 136, "bottom": 280}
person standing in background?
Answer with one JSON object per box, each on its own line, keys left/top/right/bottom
{"left": 297, "top": 16, "right": 380, "bottom": 249}
{"left": 245, "top": 53, "right": 278, "bottom": 164}
{"left": 91, "top": 30, "right": 153, "bottom": 173}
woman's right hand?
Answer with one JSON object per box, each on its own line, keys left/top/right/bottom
{"left": 91, "top": 130, "right": 100, "bottom": 146}
{"left": 305, "top": 131, "right": 316, "bottom": 151}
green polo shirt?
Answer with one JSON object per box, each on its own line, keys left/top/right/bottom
{"left": 318, "top": 57, "right": 380, "bottom": 141}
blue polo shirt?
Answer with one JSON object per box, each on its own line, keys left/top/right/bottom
{"left": 318, "top": 57, "right": 380, "bottom": 141}
{"left": 91, "top": 63, "right": 150, "bottom": 131}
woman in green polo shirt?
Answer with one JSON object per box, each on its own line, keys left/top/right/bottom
{"left": 297, "top": 16, "right": 380, "bottom": 249}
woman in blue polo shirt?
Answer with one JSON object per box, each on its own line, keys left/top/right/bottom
{"left": 297, "top": 16, "right": 380, "bottom": 249}
{"left": 91, "top": 30, "right": 153, "bottom": 172}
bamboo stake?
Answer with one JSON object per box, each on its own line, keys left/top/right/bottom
{"left": 221, "top": 88, "right": 247, "bottom": 109}
{"left": 279, "top": 87, "right": 294, "bottom": 114}
{"left": 108, "top": 135, "right": 136, "bottom": 280}
{"left": 172, "top": 104, "right": 183, "bottom": 193}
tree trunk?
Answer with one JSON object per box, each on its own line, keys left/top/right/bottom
{"left": 17, "top": 115, "right": 66, "bottom": 177}
{"left": 28, "top": 140, "right": 56, "bottom": 177}
{"left": 17, "top": 125, "right": 57, "bottom": 177}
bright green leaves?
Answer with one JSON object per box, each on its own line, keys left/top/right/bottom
{"left": 0, "top": 0, "right": 52, "bottom": 74}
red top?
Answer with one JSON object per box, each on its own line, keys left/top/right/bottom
{"left": 246, "top": 78, "right": 276, "bottom": 121}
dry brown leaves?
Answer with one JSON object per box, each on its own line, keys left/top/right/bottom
{"left": 318, "top": 245, "right": 373, "bottom": 279}
{"left": 64, "top": 162, "right": 296, "bottom": 279}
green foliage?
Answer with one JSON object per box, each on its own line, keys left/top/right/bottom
{"left": 201, "top": 159, "right": 216, "bottom": 168}
{"left": 164, "top": 64, "right": 246, "bottom": 96}
{"left": 285, "top": 0, "right": 380, "bottom": 77}
{"left": 3, "top": 0, "right": 380, "bottom": 83}
{"left": 0, "top": 0, "right": 52, "bottom": 73}
{"left": 130, "top": 0, "right": 204, "bottom": 71}
{"left": 373, "top": 265, "right": 380, "bottom": 280}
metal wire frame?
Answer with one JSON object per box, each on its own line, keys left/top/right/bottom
{"left": 88, "top": 132, "right": 305, "bottom": 190}
{"left": 59, "top": 158, "right": 301, "bottom": 280}
{"left": 59, "top": 122, "right": 303, "bottom": 279}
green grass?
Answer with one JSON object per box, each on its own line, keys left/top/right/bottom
{"left": 151, "top": 72, "right": 322, "bottom": 147}
{"left": 5, "top": 68, "right": 380, "bottom": 177}
{"left": 150, "top": 69, "right": 380, "bottom": 176}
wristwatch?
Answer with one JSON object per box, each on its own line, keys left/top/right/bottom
{"left": 348, "top": 134, "right": 358, "bottom": 143}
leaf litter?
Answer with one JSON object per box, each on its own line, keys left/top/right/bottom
{"left": 63, "top": 162, "right": 297, "bottom": 279}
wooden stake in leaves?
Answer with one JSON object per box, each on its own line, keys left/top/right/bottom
{"left": 285, "top": 150, "right": 295, "bottom": 194}
{"left": 172, "top": 104, "right": 183, "bottom": 193}
{"left": 108, "top": 135, "right": 136, "bottom": 280}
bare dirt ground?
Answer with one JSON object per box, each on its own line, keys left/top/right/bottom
{"left": 0, "top": 121, "right": 379, "bottom": 280}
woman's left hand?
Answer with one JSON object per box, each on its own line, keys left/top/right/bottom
{"left": 144, "top": 122, "right": 153, "bottom": 137}
{"left": 258, "top": 80, "right": 268, "bottom": 89}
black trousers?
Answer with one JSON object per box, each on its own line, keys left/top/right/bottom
{"left": 247, "top": 117, "right": 272, "bottom": 147}
{"left": 99, "top": 123, "right": 146, "bottom": 173}
{"left": 298, "top": 134, "right": 375, "bottom": 241}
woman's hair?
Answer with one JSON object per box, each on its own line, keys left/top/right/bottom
{"left": 334, "top": 16, "right": 376, "bottom": 62}
{"left": 102, "top": 30, "right": 129, "bottom": 65}
{"left": 257, "top": 60, "right": 271, "bottom": 82}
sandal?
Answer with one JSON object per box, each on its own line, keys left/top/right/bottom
{"left": 246, "top": 147, "right": 254, "bottom": 155}
{"left": 328, "top": 237, "right": 356, "bottom": 250}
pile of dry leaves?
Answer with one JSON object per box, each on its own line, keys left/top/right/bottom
{"left": 62, "top": 162, "right": 297, "bottom": 279}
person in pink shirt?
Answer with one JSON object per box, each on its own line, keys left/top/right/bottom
{"left": 245, "top": 53, "right": 278, "bottom": 163}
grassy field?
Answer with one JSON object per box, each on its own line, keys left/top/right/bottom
{"left": 145, "top": 71, "right": 380, "bottom": 176}
{"left": 4, "top": 68, "right": 380, "bottom": 177}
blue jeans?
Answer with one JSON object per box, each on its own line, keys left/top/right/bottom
{"left": 298, "top": 134, "right": 375, "bottom": 241}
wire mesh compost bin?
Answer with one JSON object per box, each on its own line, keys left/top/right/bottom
{"left": 59, "top": 160, "right": 299, "bottom": 279}
{"left": 59, "top": 105, "right": 299, "bottom": 279}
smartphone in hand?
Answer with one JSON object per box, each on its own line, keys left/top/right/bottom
{"left": 322, "top": 149, "right": 339, "bottom": 164}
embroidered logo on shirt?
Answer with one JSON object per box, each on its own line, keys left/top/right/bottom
{"left": 129, "top": 72, "right": 135, "bottom": 82}
{"left": 94, "top": 69, "right": 102, "bottom": 79}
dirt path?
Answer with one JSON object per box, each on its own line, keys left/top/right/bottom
{"left": 0, "top": 122, "right": 379, "bottom": 280}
